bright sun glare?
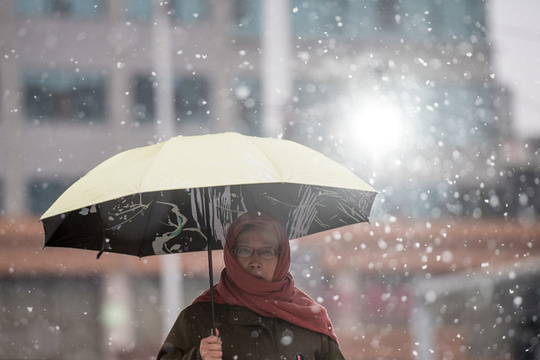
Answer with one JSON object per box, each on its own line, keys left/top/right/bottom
{"left": 348, "top": 99, "right": 404, "bottom": 154}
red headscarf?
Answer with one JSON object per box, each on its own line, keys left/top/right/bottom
{"left": 193, "top": 212, "right": 338, "bottom": 342}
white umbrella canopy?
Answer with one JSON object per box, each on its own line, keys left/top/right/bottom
{"left": 41, "top": 132, "right": 377, "bottom": 257}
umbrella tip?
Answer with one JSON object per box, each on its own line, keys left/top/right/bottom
{"left": 96, "top": 238, "right": 112, "bottom": 259}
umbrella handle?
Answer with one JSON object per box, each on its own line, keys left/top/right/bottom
{"left": 207, "top": 242, "right": 217, "bottom": 336}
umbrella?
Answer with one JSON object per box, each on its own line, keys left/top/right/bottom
{"left": 41, "top": 132, "right": 378, "bottom": 329}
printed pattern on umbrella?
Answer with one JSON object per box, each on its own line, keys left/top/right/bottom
{"left": 44, "top": 183, "right": 377, "bottom": 258}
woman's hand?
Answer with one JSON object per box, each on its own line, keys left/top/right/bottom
{"left": 200, "top": 328, "right": 222, "bottom": 360}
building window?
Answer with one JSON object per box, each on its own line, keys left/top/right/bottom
{"left": 169, "top": 0, "right": 208, "bottom": 22}
{"left": 14, "top": 0, "right": 104, "bottom": 18}
{"left": 292, "top": 0, "right": 384, "bottom": 38}
{"left": 292, "top": 80, "right": 338, "bottom": 123}
{"left": 424, "top": 0, "right": 486, "bottom": 43}
{"left": 233, "top": 78, "right": 262, "bottom": 136}
{"left": 435, "top": 84, "right": 495, "bottom": 145}
{"left": 132, "top": 74, "right": 155, "bottom": 124}
{"left": 398, "top": 0, "right": 434, "bottom": 38}
{"left": 233, "top": 0, "right": 261, "bottom": 36}
{"left": 125, "top": 0, "right": 212, "bottom": 23}
{"left": 342, "top": 0, "right": 380, "bottom": 38}
{"left": 376, "top": 0, "right": 399, "bottom": 33}
{"left": 442, "top": 0, "right": 486, "bottom": 42}
{"left": 290, "top": 0, "right": 486, "bottom": 42}
{"left": 174, "top": 76, "right": 209, "bottom": 123}
{"left": 124, "top": 0, "right": 153, "bottom": 21}
{"left": 23, "top": 70, "right": 106, "bottom": 122}
{"left": 292, "top": 0, "right": 348, "bottom": 37}
{"left": 283, "top": 79, "right": 342, "bottom": 151}
{"left": 27, "top": 178, "right": 75, "bottom": 215}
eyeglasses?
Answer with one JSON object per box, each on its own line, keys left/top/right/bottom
{"left": 232, "top": 247, "right": 280, "bottom": 259}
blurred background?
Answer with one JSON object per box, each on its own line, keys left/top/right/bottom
{"left": 1, "top": 0, "right": 539, "bottom": 359}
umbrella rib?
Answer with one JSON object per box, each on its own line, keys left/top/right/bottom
{"left": 96, "top": 204, "right": 110, "bottom": 259}
{"left": 244, "top": 136, "right": 286, "bottom": 183}
{"left": 137, "top": 140, "right": 170, "bottom": 193}
{"left": 104, "top": 197, "right": 152, "bottom": 232}
{"left": 137, "top": 192, "right": 160, "bottom": 258}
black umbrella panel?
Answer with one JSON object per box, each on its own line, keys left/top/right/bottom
{"left": 43, "top": 183, "right": 377, "bottom": 258}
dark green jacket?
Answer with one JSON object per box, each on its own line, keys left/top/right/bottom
{"left": 157, "top": 302, "right": 345, "bottom": 360}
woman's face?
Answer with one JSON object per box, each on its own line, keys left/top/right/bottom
{"left": 234, "top": 227, "right": 280, "bottom": 281}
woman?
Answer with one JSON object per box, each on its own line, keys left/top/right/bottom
{"left": 157, "top": 212, "right": 345, "bottom": 360}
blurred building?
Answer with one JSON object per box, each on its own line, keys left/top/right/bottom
{"left": 1, "top": 0, "right": 539, "bottom": 359}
